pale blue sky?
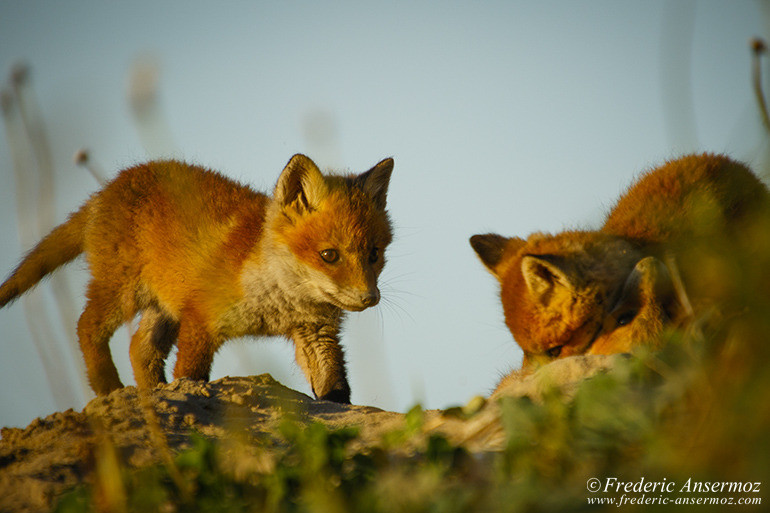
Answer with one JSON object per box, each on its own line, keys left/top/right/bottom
{"left": 0, "top": 0, "right": 767, "bottom": 428}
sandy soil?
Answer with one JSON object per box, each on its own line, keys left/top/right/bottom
{"left": 0, "top": 355, "right": 621, "bottom": 513}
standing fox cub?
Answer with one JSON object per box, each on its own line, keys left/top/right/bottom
{"left": 0, "top": 154, "right": 394, "bottom": 403}
{"left": 471, "top": 154, "right": 769, "bottom": 372}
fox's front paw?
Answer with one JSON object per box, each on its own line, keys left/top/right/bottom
{"left": 318, "top": 389, "right": 351, "bottom": 404}
{"left": 315, "top": 381, "right": 351, "bottom": 404}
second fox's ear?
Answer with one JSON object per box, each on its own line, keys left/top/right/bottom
{"left": 521, "top": 255, "right": 577, "bottom": 307}
{"left": 275, "top": 154, "right": 328, "bottom": 210}
{"left": 607, "top": 256, "right": 676, "bottom": 329}
{"left": 470, "top": 234, "right": 525, "bottom": 278}
{"left": 356, "top": 157, "right": 394, "bottom": 210}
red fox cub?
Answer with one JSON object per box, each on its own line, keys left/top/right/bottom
{"left": 471, "top": 154, "right": 769, "bottom": 370}
{"left": 0, "top": 154, "right": 394, "bottom": 403}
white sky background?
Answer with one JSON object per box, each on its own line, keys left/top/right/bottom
{"left": 0, "top": 0, "right": 768, "bottom": 428}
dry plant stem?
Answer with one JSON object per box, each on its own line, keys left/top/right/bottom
{"left": 751, "top": 38, "right": 770, "bottom": 134}
{"left": 664, "top": 253, "right": 706, "bottom": 356}
{"left": 10, "top": 64, "right": 91, "bottom": 402}
{"left": 1, "top": 87, "right": 78, "bottom": 409}
{"left": 10, "top": 63, "right": 55, "bottom": 244}
{"left": 641, "top": 352, "right": 677, "bottom": 383}
{"left": 663, "top": 253, "right": 695, "bottom": 319}
{"left": 659, "top": 254, "right": 716, "bottom": 456}
{"left": 137, "top": 388, "right": 194, "bottom": 503}
{"left": 74, "top": 148, "right": 108, "bottom": 185}
{"left": 89, "top": 417, "right": 129, "bottom": 513}
{"left": 639, "top": 253, "right": 705, "bottom": 382}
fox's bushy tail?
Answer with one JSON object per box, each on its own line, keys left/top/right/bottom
{"left": 0, "top": 204, "right": 89, "bottom": 308}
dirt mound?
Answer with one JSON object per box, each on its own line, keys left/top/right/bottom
{"left": 0, "top": 356, "right": 622, "bottom": 513}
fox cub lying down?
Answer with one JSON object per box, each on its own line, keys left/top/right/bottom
{"left": 471, "top": 154, "right": 770, "bottom": 379}
{"left": 0, "top": 154, "right": 394, "bottom": 404}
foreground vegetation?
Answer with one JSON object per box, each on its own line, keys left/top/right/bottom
{"left": 51, "top": 316, "right": 770, "bottom": 513}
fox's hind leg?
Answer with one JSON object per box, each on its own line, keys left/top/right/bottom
{"left": 172, "top": 307, "right": 217, "bottom": 383}
{"left": 130, "top": 308, "right": 179, "bottom": 389}
{"left": 77, "top": 280, "right": 126, "bottom": 395}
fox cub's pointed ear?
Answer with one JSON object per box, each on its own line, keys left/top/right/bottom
{"left": 470, "top": 234, "right": 524, "bottom": 278}
{"left": 470, "top": 234, "right": 508, "bottom": 275}
{"left": 607, "top": 256, "right": 676, "bottom": 329}
{"left": 356, "top": 158, "right": 394, "bottom": 210}
{"left": 275, "top": 154, "right": 328, "bottom": 210}
{"left": 521, "top": 255, "right": 578, "bottom": 307}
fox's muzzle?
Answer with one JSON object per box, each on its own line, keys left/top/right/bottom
{"left": 360, "top": 288, "right": 380, "bottom": 308}
{"left": 340, "top": 286, "right": 380, "bottom": 311}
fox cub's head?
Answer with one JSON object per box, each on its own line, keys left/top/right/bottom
{"left": 470, "top": 231, "right": 675, "bottom": 368}
{"left": 270, "top": 154, "right": 393, "bottom": 312}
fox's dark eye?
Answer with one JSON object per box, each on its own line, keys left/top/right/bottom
{"left": 545, "top": 345, "right": 563, "bottom": 358}
{"left": 369, "top": 247, "right": 379, "bottom": 264}
{"left": 616, "top": 310, "right": 637, "bottom": 327}
{"left": 320, "top": 249, "right": 339, "bottom": 263}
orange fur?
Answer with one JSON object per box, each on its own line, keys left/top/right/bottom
{"left": 471, "top": 231, "right": 640, "bottom": 368}
{"left": 0, "top": 154, "right": 394, "bottom": 403}
{"left": 472, "top": 153, "right": 770, "bottom": 379}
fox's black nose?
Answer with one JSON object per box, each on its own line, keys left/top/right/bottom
{"left": 360, "top": 290, "right": 380, "bottom": 307}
